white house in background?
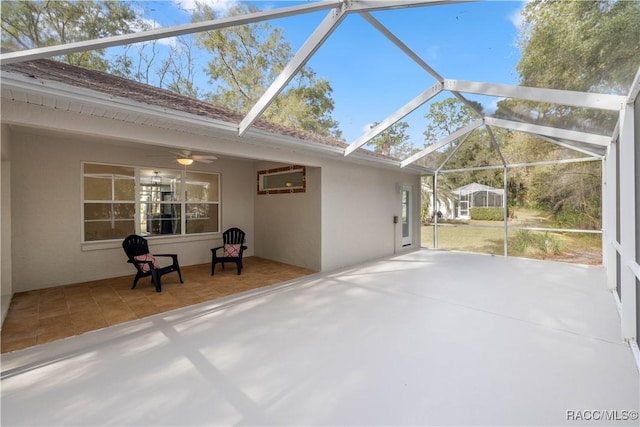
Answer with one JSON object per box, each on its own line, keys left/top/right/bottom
{"left": 0, "top": 59, "right": 426, "bottom": 316}
{"left": 452, "top": 183, "right": 505, "bottom": 219}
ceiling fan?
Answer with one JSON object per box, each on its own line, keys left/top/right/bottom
{"left": 170, "top": 150, "right": 218, "bottom": 166}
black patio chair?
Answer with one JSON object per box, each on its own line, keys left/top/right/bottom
{"left": 211, "top": 227, "right": 247, "bottom": 276}
{"left": 122, "top": 234, "right": 183, "bottom": 292}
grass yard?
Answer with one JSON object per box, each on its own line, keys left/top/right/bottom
{"left": 421, "top": 208, "right": 603, "bottom": 265}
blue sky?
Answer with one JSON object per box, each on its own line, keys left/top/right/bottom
{"left": 126, "top": 0, "right": 525, "bottom": 147}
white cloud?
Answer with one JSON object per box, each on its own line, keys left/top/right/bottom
{"left": 363, "top": 123, "right": 375, "bottom": 132}
{"left": 508, "top": 1, "right": 527, "bottom": 31}
{"left": 132, "top": 18, "right": 177, "bottom": 47}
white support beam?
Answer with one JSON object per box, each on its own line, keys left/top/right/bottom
{"left": 444, "top": 79, "right": 625, "bottom": 112}
{"left": 360, "top": 12, "right": 483, "bottom": 118}
{"left": 436, "top": 131, "right": 473, "bottom": 172}
{"left": 401, "top": 119, "right": 483, "bottom": 167}
{"left": 239, "top": 7, "right": 346, "bottom": 136}
{"left": 619, "top": 103, "right": 637, "bottom": 342}
{"left": 603, "top": 142, "right": 618, "bottom": 291}
{"left": 440, "top": 156, "right": 601, "bottom": 173}
{"left": 349, "top": 0, "right": 478, "bottom": 12}
{"left": 485, "top": 125, "right": 506, "bottom": 166}
{"left": 537, "top": 136, "right": 604, "bottom": 158}
{"left": 359, "top": 12, "right": 443, "bottom": 81}
{"left": 0, "top": 1, "right": 342, "bottom": 65}
{"left": 626, "top": 66, "right": 640, "bottom": 104}
{"left": 484, "top": 117, "right": 610, "bottom": 147}
{"left": 345, "top": 83, "right": 443, "bottom": 156}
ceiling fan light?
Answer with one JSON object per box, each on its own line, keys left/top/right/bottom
{"left": 177, "top": 158, "right": 194, "bottom": 166}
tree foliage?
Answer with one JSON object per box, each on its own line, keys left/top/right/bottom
{"left": 517, "top": 0, "right": 640, "bottom": 94}
{"left": 366, "top": 121, "right": 413, "bottom": 159}
{"left": 1, "top": 0, "right": 137, "bottom": 71}
{"left": 193, "top": 3, "right": 341, "bottom": 138}
{"left": 489, "top": 0, "right": 640, "bottom": 228}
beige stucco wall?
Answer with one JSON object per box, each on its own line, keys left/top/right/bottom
{"left": 320, "top": 161, "right": 420, "bottom": 271}
{"left": 1, "top": 124, "right": 13, "bottom": 323}
{"left": 3, "top": 100, "right": 423, "bottom": 293}
{"left": 254, "top": 163, "right": 322, "bottom": 271}
{"left": 9, "top": 127, "right": 256, "bottom": 292}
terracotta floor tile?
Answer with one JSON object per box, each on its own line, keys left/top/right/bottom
{"left": 36, "top": 327, "right": 76, "bottom": 345}
{"left": 1, "top": 336, "right": 37, "bottom": 352}
{"left": 103, "top": 311, "right": 138, "bottom": 326}
{"left": 1, "top": 257, "right": 314, "bottom": 353}
{"left": 73, "top": 317, "right": 108, "bottom": 334}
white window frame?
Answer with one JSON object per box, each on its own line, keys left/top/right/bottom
{"left": 82, "top": 162, "right": 220, "bottom": 243}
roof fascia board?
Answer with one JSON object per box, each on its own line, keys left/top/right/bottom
{"left": 484, "top": 117, "right": 610, "bottom": 147}
{"left": 401, "top": 118, "right": 483, "bottom": 167}
{"left": 2, "top": 70, "right": 420, "bottom": 172}
{"left": 244, "top": 126, "right": 428, "bottom": 173}
{"left": 238, "top": 6, "right": 346, "bottom": 136}
{"left": 0, "top": 1, "right": 342, "bottom": 65}
{"left": 345, "top": 82, "right": 443, "bottom": 156}
{"left": 441, "top": 156, "right": 601, "bottom": 173}
{"left": 0, "top": 71, "right": 239, "bottom": 134}
{"left": 445, "top": 79, "right": 625, "bottom": 112}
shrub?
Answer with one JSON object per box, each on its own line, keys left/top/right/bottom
{"left": 511, "top": 229, "right": 563, "bottom": 256}
{"left": 470, "top": 207, "right": 507, "bottom": 221}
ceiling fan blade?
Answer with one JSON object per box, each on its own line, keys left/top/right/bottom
{"left": 193, "top": 155, "right": 217, "bottom": 162}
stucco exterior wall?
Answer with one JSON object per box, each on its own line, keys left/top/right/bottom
{"left": 321, "top": 161, "right": 421, "bottom": 271}
{"left": 1, "top": 124, "right": 13, "bottom": 322}
{"left": 9, "top": 128, "right": 256, "bottom": 292}
{"left": 3, "top": 101, "right": 424, "bottom": 293}
{"left": 254, "top": 163, "right": 322, "bottom": 271}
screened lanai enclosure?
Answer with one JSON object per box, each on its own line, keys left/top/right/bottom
{"left": 452, "top": 182, "right": 504, "bottom": 219}
{"left": 1, "top": 0, "right": 639, "bottom": 424}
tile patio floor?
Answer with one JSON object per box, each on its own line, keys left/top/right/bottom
{"left": 0, "top": 257, "right": 314, "bottom": 353}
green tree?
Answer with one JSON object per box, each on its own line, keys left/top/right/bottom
{"left": 423, "top": 98, "right": 482, "bottom": 143}
{"left": 498, "top": 0, "right": 640, "bottom": 228}
{"left": 193, "top": 3, "right": 341, "bottom": 138}
{"left": 1, "top": 0, "right": 138, "bottom": 71}
{"left": 366, "top": 121, "right": 413, "bottom": 159}
{"left": 518, "top": 0, "right": 640, "bottom": 94}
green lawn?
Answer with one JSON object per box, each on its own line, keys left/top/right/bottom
{"left": 421, "top": 209, "right": 602, "bottom": 265}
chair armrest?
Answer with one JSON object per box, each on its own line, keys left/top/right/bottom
{"left": 154, "top": 253, "right": 178, "bottom": 259}
{"left": 211, "top": 245, "right": 224, "bottom": 254}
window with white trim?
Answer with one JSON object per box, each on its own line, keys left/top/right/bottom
{"left": 83, "top": 163, "right": 220, "bottom": 242}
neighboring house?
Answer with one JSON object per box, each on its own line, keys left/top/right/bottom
{"left": 420, "top": 181, "right": 455, "bottom": 220}
{"left": 0, "top": 59, "right": 426, "bottom": 312}
{"left": 452, "top": 182, "right": 504, "bottom": 219}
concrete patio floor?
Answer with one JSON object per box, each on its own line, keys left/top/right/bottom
{"left": 1, "top": 249, "right": 638, "bottom": 426}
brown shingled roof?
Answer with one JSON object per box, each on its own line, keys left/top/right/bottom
{"left": 2, "top": 59, "right": 396, "bottom": 160}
